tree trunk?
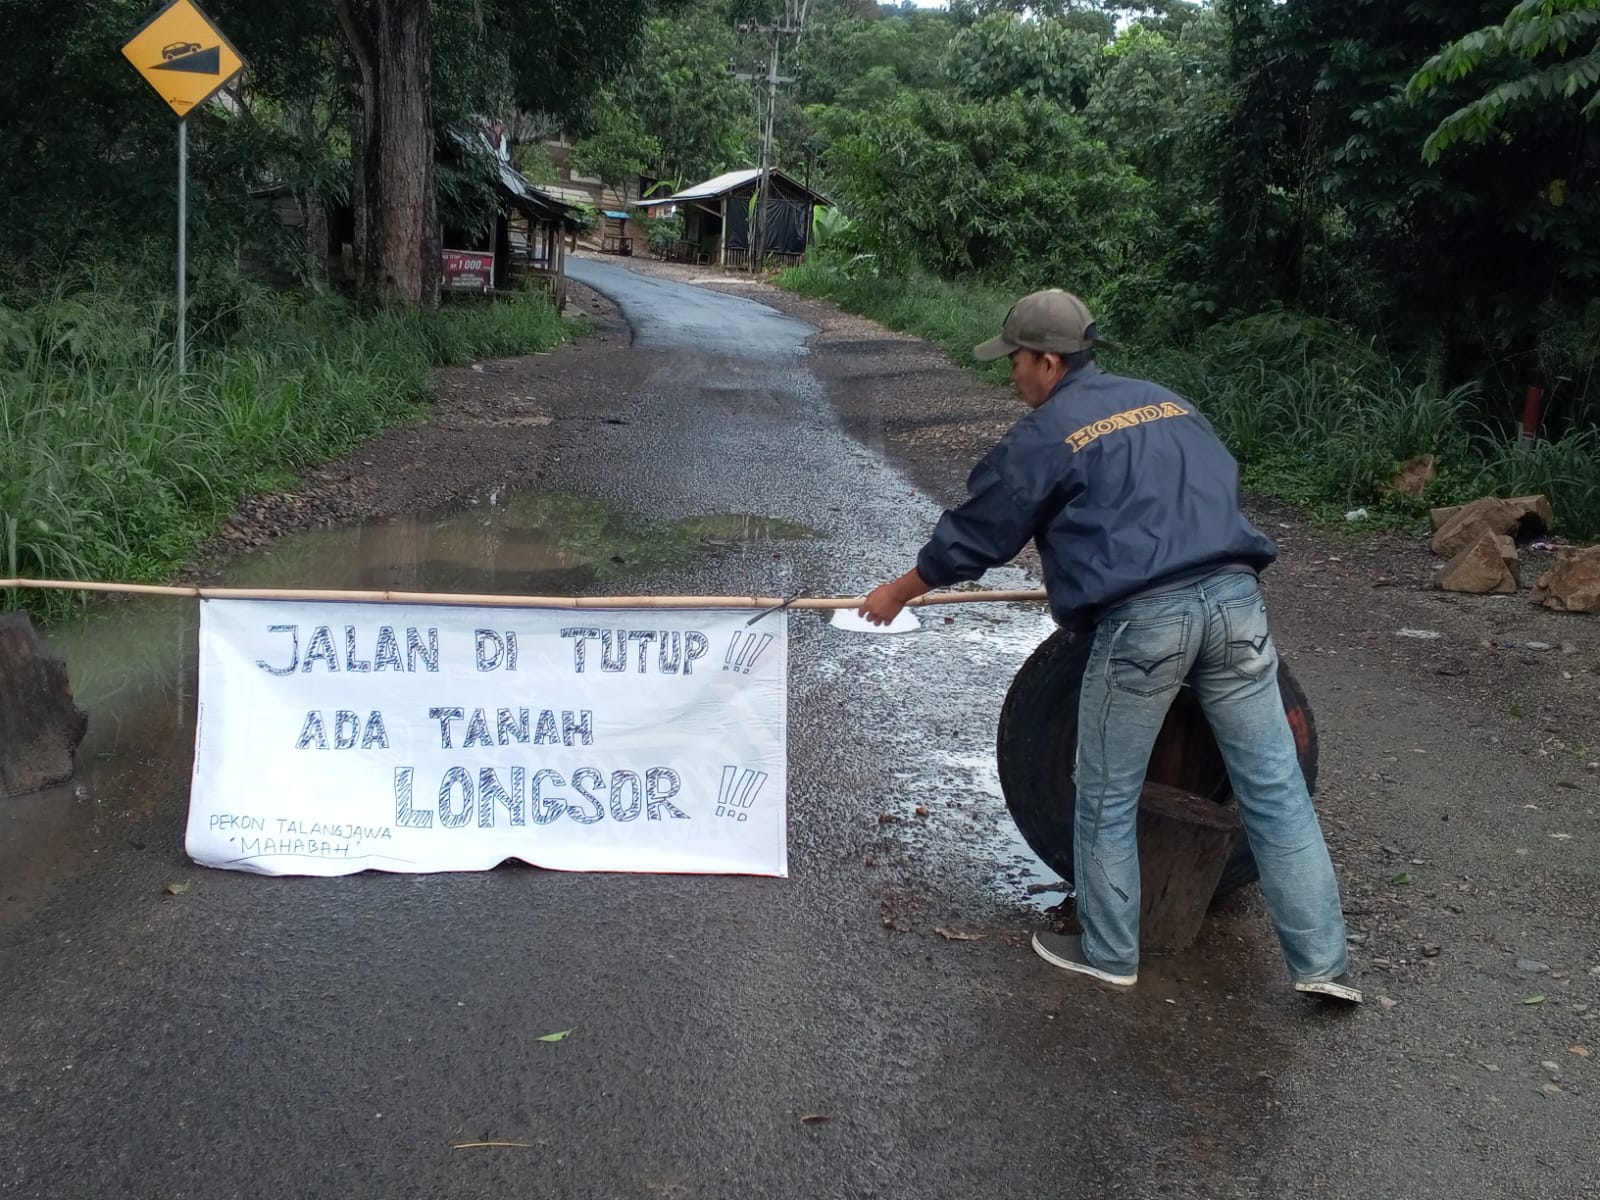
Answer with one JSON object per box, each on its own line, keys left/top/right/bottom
{"left": 294, "top": 100, "right": 330, "bottom": 291}
{"left": 336, "top": 0, "right": 439, "bottom": 307}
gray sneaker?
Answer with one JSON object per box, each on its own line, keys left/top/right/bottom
{"left": 1030, "top": 931, "right": 1137, "bottom": 986}
{"left": 1294, "top": 973, "right": 1363, "bottom": 1004}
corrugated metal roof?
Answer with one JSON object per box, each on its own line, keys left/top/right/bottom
{"left": 494, "top": 155, "right": 584, "bottom": 227}
{"left": 657, "top": 168, "right": 762, "bottom": 202}
{"left": 639, "top": 168, "right": 829, "bottom": 208}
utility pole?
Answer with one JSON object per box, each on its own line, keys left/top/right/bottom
{"left": 732, "top": 0, "right": 808, "bottom": 271}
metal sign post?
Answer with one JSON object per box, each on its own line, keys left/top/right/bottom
{"left": 121, "top": 0, "right": 245, "bottom": 375}
{"left": 177, "top": 117, "right": 187, "bottom": 375}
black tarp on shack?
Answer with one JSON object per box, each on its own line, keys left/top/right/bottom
{"left": 637, "top": 168, "right": 829, "bottom": 267}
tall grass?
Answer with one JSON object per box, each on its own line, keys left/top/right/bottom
{"left": 779, "top": 261, "right": 1600, "bottom": 539}
{"left": 0, "top": 269, "right": 573, "bottom": 622}
{"left": 782, "top": 261, "right": 1018, "bottom": 385}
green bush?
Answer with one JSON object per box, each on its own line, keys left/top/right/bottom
{"left": 813, "top": 89, "right": 1155, "bottom": 293}
{"left": 643, "top": 211, "right": 684, "bottom": 256}
{"left": 778, "top": 262, "right": 1600, "bottom": 539}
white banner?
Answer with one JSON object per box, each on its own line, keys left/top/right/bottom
{"left": 185, "top": 599, "right": 787, "bottom": 877}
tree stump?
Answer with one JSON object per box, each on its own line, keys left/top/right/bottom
{"left": 1137, "top": 781, "right": 1242, "bottom": 952}
{"left": 0, "top": 611, "right": 89, "bottom": 798}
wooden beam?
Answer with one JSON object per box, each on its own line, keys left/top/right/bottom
{"left": 2, "top": 578, "right": 1048, "bottom": 610}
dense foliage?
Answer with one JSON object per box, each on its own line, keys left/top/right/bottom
{"left": 563, "top": 0, "right": 1596, "bottom": 531}
{"left": 0, "top": 0, "right": 614, "bottom": 614}
{"left": 758, "top": 0, "right": 1600, "bottom": 436}
{"left": 3, "top": 0, "right": 1600, "bottom": 590}
{"left": 6, "top": 0, "right": 1595, "bottom": 396}
{"left": 814, "top": 90, "right": 1152, "bottom": 288}
{"left": 0, "top": 0, "right": 675, "bottom": 296}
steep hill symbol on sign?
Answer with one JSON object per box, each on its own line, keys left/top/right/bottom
{"left": 152, "top": 44, "right": 220, "bottom": 74}
{"left": 121, "top": 0, "right": 247, "bottom": 118}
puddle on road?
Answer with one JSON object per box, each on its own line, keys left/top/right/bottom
{"left": 827, "top": 599, "right": 1066, "bottom": 913}
{"left": 220, "top": 490, "right": 819, "bottom": 595}
{"left": 932, "top": 750, "right": 1067, "bottom": 901}
{"left": 41, "top": 489, "right": 817, "bottom": 716}
{"left": 887, "top": 748, "right": 1066, "bottom": 909}
{"left": 2, "top": 489, "right": 816, "bottom": 933}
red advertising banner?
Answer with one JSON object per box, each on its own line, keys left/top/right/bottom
{"left": 442, "top": 249, "right": 493, "bottom": 291}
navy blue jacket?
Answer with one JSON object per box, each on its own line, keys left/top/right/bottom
{"left": 915, "top": 365, "right": 1277, "bottom": 630}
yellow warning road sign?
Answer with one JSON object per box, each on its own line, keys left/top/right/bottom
{"left": 121, "top": 0, "right": 245, "bottom": 119}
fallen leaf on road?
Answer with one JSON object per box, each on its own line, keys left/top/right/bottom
{"left": 453, "top": 1141, "right": 532, "bottom": 1150}
{"left": 1571, "top": 1046, "right": 1591, "bottom": 1058}
{"left": 914, "top": 805, "right": 930, "bottom": 818}
{"left": 536, "top": 1029, "right": 574, "bottom": 1042}
{"left": 935, "top": 927, "right": 985, "bottom": 941}
{"left": 801, "top": 1113, "right": 831, "bottom": 1124}
{"left": 162, "top": 882, "right": 190, "bottom": 896}
{"left": 1391, "top": 872, "right": 1413, "bottom": 885}
{"left": 1523, "top": 995, "right": 1547, "bottom": 1005}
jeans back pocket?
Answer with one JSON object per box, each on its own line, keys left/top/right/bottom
{"left": 1108, "top": 613, "right": 1192, "bottom": 697}
{"left": 1218, "top": 592, "right": 1275, "bottom": 680}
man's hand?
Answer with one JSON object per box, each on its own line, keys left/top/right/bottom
{"left": 858, "top": 568, "right": 932, "bottom": 626}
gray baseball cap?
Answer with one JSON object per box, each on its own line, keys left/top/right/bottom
{"left": 974, "top": 289, "right": 1106, "bottom": 362}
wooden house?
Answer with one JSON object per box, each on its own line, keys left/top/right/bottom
{"left": 637, "top": 168, "right": 829, "bottom": 268}
{"left": 440, "top": 128, "right": 586, "bottom": 308}
{"left": 245, "top": 126, "right": 585, "bottom": 307}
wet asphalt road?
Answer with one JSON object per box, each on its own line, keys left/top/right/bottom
{"left": 1, "top": 258, "right": 1586, "bottom": 1199}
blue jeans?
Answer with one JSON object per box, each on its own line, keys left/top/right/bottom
{"left": 1073, "top": 570, "right": 1350, "bottom": 983}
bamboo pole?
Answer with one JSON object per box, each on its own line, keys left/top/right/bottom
{"left": 0, "top": 578, "right": 1046, "bottom": 611}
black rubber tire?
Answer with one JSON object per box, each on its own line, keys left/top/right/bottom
{"left": 995, "top": 628, "right": 1319, "bottom": 899}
